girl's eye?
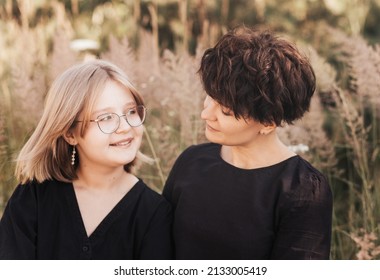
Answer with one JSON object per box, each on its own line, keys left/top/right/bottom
{"left": 98, "top": 114, "right": 114, "bottom": 122}
{"left": 127, "top": 108, "right": 137, "bottom": 115}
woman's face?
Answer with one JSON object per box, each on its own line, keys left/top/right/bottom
{"left": 73, "top": 80, "right": 144, "bottom": 171}
{"left": 201, "top": 95, "right": 265, "bottom": 147}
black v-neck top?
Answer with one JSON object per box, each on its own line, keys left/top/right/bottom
{"left": 163, "top": 143, "right": 333, "bottom": 259}
{"left": 0, "top": 179, "right": 173, "bottom": 259}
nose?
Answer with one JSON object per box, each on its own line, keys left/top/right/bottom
{"left": 115, "top": 115, "right": 132, "bottom": 134}
{"left": 201, "top": 95, "right": 217, "bottom": 121}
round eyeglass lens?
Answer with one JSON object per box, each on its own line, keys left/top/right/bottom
{"left": 127, "top": 106, "right": 146, "bottom": 127}
{"left": 98, "top": 113, "right": 119, "bottom": 134}
{"left": 96, "top": 106, "right": 146, "bottom": 134}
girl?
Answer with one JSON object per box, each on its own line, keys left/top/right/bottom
{"left": 0, "top": 60, "right": 172, "bottom": 259}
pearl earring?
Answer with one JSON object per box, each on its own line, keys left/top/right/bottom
{"left": 71, "top": 146, "right": 76, "bottom": 165}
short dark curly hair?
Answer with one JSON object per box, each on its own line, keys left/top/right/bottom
{"left": 198, "top": 27, "right": 316, "bottom": 126}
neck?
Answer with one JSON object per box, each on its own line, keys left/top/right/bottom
{"left": 74, "top": 164, "right": 135, "bottom": 191}
{"left": 221, "top": 132, "right": 295, "bottom": 169}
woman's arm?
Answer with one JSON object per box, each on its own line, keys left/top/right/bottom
{"left": 270, "top": 174, "right": 333, "bottom": 260}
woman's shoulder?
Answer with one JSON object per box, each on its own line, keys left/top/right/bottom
{"left": 284, "top": 156, "right": 332, "bottom": 204}
{"left": 184, "top": 142, "right": 219, "bottom": 152}
{"left": 167, "top": 142, "right": 219, "bottom": 177}
{"left": 177, "top": 142, "right": 219, "bottom": 161}
{"left": 134, "top": 180, "right": 171, "bottom": 209}
{"left": 295, "top": 157, "right": 329, "bottom": 185}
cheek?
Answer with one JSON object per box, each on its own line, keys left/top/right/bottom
{"left": 135, "top": 127, "right": 144, "bottom": 141}
{"left": 80, "top": 126, "right": 110, "bottom": 147}
{"left": 222, "top": 120, "right": 255, "bottom": 137}
{"left": 200, "top": 108, "right": 207, "bottom": 120}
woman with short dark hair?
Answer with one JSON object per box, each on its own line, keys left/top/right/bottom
{"left": 163, "top": 27, "right": 332, "bottom": 260}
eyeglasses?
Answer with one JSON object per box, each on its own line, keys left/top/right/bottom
{"left": 77, "top": 105, "right": 147, "bottom": 134}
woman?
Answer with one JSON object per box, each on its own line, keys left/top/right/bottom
{"left": 0, "top": 60, "right": 172, "bottom": 259}
{"left": 163, "top": 27, "right": 333, "bottom": 260}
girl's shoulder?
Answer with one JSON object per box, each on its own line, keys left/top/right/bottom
{"left": 8, "top": 179, "right": 68, "bottom": 205}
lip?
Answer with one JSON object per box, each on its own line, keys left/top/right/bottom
{"left": 110, "top": 137, "right": 133, "bottom": 146}
{"left": 206, "top": 123, "right": 219, "bottom": 132}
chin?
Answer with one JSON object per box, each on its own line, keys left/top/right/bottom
{"left": 205, "top": 133, "right": 223, "bottom": 145}
{"left": 111, "top": 152, "right": 137, "bottom": 167}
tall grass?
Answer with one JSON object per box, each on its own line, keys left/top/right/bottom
{"left": 308, "top": 26, "right": 380, "bottom": 259}
{"left": 0, "top": 1, "right": 379, "bottom": 259}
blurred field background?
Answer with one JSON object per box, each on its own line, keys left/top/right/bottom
{"left": 0, "top": 0, "right": 379, "bottom": 259}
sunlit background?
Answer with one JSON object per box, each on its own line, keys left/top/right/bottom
{"left": 0, "top": 0, "right": 380, "bottom": 259}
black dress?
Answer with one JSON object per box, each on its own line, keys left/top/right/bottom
{"left": 0, "top": 179, "right": 173, "bottom": 260}
{"left": 163, "top": 143, "right": 333, "bottom": 260}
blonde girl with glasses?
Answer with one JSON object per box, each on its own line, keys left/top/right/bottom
{"left": 0, "top": 60, "right": 173, "bottom": 259}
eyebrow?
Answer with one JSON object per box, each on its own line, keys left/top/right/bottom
{"left": 92, "top": 101, "right": 137, "bottom": 115}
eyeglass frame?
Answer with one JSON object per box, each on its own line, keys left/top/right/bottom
{"left": 75, "top": 105, "right": 147, "bottom": 134}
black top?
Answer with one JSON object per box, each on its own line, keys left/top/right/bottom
{"left": 163, "top": 143, "right": 333, "bottom": 260}
{"left": 0, "top": 179, "right": 173, "bottom": 260}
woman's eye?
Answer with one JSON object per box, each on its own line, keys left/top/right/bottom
{"left": 221, "top": 108, "right": 233, "bottom": 116}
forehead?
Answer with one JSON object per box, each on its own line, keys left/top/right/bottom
{"left": 92, "top": 80, "right": 135, "bottom": 110}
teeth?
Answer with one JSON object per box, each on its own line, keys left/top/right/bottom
{"left": 111, "top": 139, "right": 132, "bottom": 146}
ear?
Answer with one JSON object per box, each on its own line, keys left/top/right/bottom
{"left": 63, "top": 129, "right": 78, "bottom": 146}
{"left": 259, "top": 123, "right": 277, "bottom": 135}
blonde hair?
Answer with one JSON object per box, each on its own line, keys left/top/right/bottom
{"left": 15, "top": 60, "right": 147, "bottom": 184}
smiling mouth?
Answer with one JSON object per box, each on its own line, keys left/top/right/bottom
{"left": 110, "top": 138, "right": 133, "bottom": 146}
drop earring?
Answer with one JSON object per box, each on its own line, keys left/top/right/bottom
{"left": 71, "top": 145, "right": 76, "bottom": 165}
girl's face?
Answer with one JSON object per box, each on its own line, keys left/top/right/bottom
{"left": 201, "top": 95, "right": 265, "bottom": 147}
{"left": 73, "top": 80, "right": 144, "bottom": 172}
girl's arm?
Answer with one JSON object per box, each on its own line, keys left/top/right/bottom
{"left": 0, "top": 184, "right": 37, "bottom": 259}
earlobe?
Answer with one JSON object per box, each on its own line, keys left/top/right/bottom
{"left": 259, "top": 123, "right": 276, "bottom": 135}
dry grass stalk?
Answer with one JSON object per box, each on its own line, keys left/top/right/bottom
{"left": 101, "top": 35, "right": 137, "bottom": 83}
{"left": 333, "top": 85, "right": 375, "bottom": 231}
{"left": 160, "top": 49, "right": 205, "bottom": 146}
{"left": 0, "top": 109, "right": 7, "bottom": 168}
{"left": 324, "top": 27, "right": 380, "bottom": 109}
{"left": 278, "top": 95, "right": 338, "bottom": 173}
{"left": 144, "top": 51, "right": 205, "bottom": 187}
{"left": 0, "top": 102, "right": 10, "bottom": 217}
{"left": 344, "top": 38, "right": 380, "bottom": 109}
{"left": 310, "top": 26, "right": 380, "bottom": 257}
{"left": 350, "top": 228, "right": 380, "bottom": 260}
{"left": 49, "top": 29, "right": 77, "bottom": 82}
{"left": 312, "top": 26, "right": 378, "bottom": 230}
{"left": 10, "top": 28, "right": 47, "bottom": 129}
{"left": 136, "top": 30, "right": 160, "bottom": 77}
{"left": 112, "top": 31, "right": 205, "bottom": 188}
